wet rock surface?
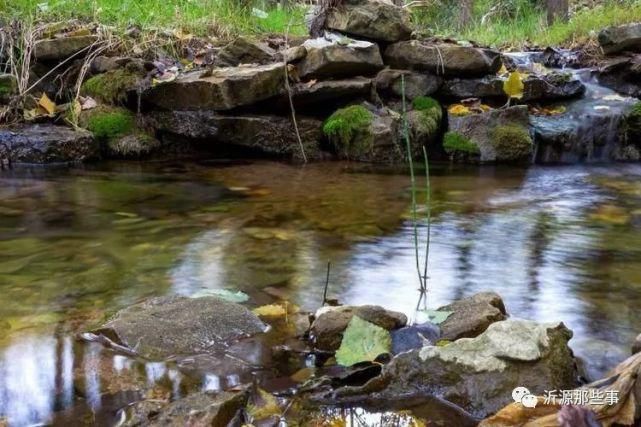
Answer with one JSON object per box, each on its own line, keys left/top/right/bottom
{"left": 437, "top": 291, "right": 507, "bottom": 341}
{"left": 0, "top": 124, "right": 98, "bottom": 164}
{"left": 325, "top": 0, "right": 412, "bottom": 43}
{"left": 94, "top": 296, "right": 267, "bottom": 358}
{"left": 311, "top": 305, "right": 407, "bottom": 351}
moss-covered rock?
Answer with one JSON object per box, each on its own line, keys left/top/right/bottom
{"left": 85, "top": 108, "right": 135, "bottom": 140}
{"left": 443, "top": 131, "right": 480, "bottom": 162}
{"left": 323, "top": 105, "right": 375, "bottom": 158}
{"left": 81, "top": 68, "right": 142, "bottom": 104}
{"left": 408, "top": 96, "right": 442, "bottom": 148}
{"left": 491, "top": 124, "right": 533, "bottom": 162}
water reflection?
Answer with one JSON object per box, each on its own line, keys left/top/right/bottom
{"left": 2, "top": 161, "right": 641, "bottom": 424}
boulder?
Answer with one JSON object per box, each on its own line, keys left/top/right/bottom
{"left": 291, "top": 77, "right": 372, "bottom": 107}
{"left": 596, "top": 55, "right": 641, "bottom": 98}
{"left": 384, "top": 41, "right": 502, "bottom": 77}
{"left": 94, "top": 296, "right": 267, "bottom": 359}
{"left": 311, "top": 305, "right": 407, "bottom": 351}
{"left": 147, "top": 110, "right": 323, "bottom": 161}
{"left": 298, "top": 34, "right": 384, "bottom": 79}
{"left": 0, "top": 124, "right": 98, "bottom": 164}
{"left": 633, "top": 334, "right": 641, "bottom": 355}
{"left": 325, "top": 0, "right": 412, "bottom": 43}
{"left": 440, "top": 72, "right": 585, "bottom": 102}
{"left": 215, "top": 37, "right": 277, "bottom": 66}
{"left": 437, "top": 292, "right": 507, "bottom": 341}
{"left": 124, "top": 390, "right": 248, "bottom": 426}
{"left": 598, "top": 23, "right": 641, "bottom": 55}
{"left": 447, "top": 106, "right": 533, "bottom": 163}
{"left": 33, "top": 35, "right": 98, "bottom": 61}
{"left": 375, "top": 68, "right": 442, "bottom": 99}
{"left": 349, "top": 320, "right": 578, "bottom": 419}
{"left": 143, "top": 63, "right": 285, "bottom": 111}
{"left": 391, "top": 322, "right": 440, "bottom": 354}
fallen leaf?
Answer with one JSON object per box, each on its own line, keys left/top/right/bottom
{"left": 335, "top": 316, "right": 391, "bottom": 366}
{"left": 503, "top": 71, "right": 525, "bottom": 100}
{"left": 37, "top": 93, "right": 56, "bottom": 115}
{"left": 253, "top": 304, "right": 287, "bottom": 317}
{"left": 80, "top": 96, "right": 98, "bottom": 110}
{"left": 448, "top": 104, "right": 471, "bottom": 116}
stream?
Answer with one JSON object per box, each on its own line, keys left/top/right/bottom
{"left": 2, "top": 160, "right": 641, "bottom": 425}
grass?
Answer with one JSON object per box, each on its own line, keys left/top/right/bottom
{"left": 412, "top": 0, "right": 641, "bottom": 48}
{"left": 0, "top": 0, "right": 308, "bottom": 39}
{"left": 85, "top": 108, "right": 135, "bottom": 140}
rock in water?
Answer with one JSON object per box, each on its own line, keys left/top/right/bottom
{"left": 0, "top": 124, "right": 98, "bottom": 164}
{"left": 94, "top": 296, "right": 267, "bottom": 359}
{"left": 360, "top": 320, "right": 578, "bottom": 419}
{"left": 143, "top": 63, "right": 285, "bottom": 111}
{"left": 298, "top": 34, "right": 384, "bottom": 79}
{"left": 311, "top": 305, "right": 407, "bottom": 351}
{"left": 384, "top": 41, "right": 501, "bottom": 77}
{"left": 325, "top": 0, "right": 412, "bottom": 43}
{"left": 437, "top": 291, "right": 507, "bottom": 341}
{"left": 598, "top": 23, "right": 641, "bottom": 55}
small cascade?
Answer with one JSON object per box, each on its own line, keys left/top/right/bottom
{"left": 505, "top": 51, "right": 638, "bottom": 164}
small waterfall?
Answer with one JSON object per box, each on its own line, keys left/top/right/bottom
{"left": 505, "top": 52, "right": 638, "bottom": 164}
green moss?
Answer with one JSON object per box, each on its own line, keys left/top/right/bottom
{"left": 626, "top": 102, "right": 641, "bottom": 139}
{"left": 0, "top": 74, "right": 17, "bottom": 97}
{"left": 86, "top": 109, "right": 135, "bottom": 141}
{"left": 443, "top": 131, "right": 479, "bottom": 155}
{"left": 412, "top": 96, "right": 440, "bottom": 112}
{"left": 82, "top": 69, "right": 140, "bottom": 104}
{"left": 323, "top": 105, "right": 374, "bottom": 158}
{"left": 491, "top": 124, "right": 533, "bottom": 161}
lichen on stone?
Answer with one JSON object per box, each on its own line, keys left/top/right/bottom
{"left": 323, "top": 105, "right": 374, "bottom": 158}
{"left": 443, "top": 131, "right": 479, "bottom": 155}
{"left": 490, "top": 124, "right": 533, "bottom": 162}
{"left": 82, "top": 69, "right": 141, "bottom": 104}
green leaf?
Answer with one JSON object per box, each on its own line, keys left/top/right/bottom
{"left": 503, "top": 71, "right": 525, "bottom": 100}
{"left": 419, "top": 309, "right": 454, "bottom": 325}
{"left": 335, "top": 316, "right": 391, "bottom": 366}
{"left": 190, "top": 288, "right": 249, "bottom": 303}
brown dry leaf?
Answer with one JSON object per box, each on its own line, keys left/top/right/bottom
{"left": 172, "top": 29, "right": 193, "bottom": 41}
{"left": 37, "top": 93, "right": 56, "bottom": 116}
{"left": 80, "top": 96, "right": 98, "bottom": 110}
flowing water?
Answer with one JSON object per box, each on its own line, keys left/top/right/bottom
{"left": 2, "top": 160, "right": 641, "bottom": 424}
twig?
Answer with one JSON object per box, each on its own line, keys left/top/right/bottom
{"left": 284, "top": 18, "right": 307, "bottom": 163}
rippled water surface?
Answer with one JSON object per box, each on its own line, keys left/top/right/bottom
{"left": 2, "top": 160, "right": 641, "bottom": 425}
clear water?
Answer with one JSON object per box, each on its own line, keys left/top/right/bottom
{"left": 2, "top": 160, "right": 641, "bottom": 425}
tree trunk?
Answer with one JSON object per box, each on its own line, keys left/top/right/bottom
{"left": 546, "top": 0, "right": 569, "bottom": 25}
{"left": 459, "top": 0, "right": 473, "bottom": 30}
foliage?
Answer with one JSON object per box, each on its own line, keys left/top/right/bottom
{"left": 335, "top": 316, "right": 391, "bottom": 366}
{"left": 86, "top": 108, "right": 135, "bottom": 141}
{"left": 81, "top": 69, "right": 140, "bottom": 104}
{"left": 323, "top": 105, "right": 374, "bottom": 158}
{"left": 412, "top": 96, "right": 440, "bottom": 112}
{"left": 491, "top": 124, "right": 532, "bottom": 161}
{"left": 503, "top": 71, "right": 525, "bottom": 100}
{"left": 443, "top": 131, "right": 480, "bottom": 155}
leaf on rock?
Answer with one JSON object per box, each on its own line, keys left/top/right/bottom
{"left": 503, "top": 71, "right": 525, "bottom": 100}
{"left": 335, "top": 316, "right": 391, "bottom": 367}
{"left": 448, "top": 104, "right": 471, "bottom": 116}
{"left": 37, "top": 93, "right": 56, "bottom": 116}
{"left": 253, "top": 304, "right": 287, "bottom": 317}
{"left": 247, "top": 388, "right": 281, "bottom": 420}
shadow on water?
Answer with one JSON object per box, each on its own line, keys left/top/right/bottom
{"left": 2, "top": 160, "right": 641, "bottom": 424}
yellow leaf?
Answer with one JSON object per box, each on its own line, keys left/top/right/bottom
{"left": 37, "top": 93, "right": 56, "bottom": 115}
{"left": 448, "top": 104, "right": 471, "bottom": 116}
{"left": 498, "top": 64, "right": 508, "bottom": 75}
{"left": 503, "top": 71, "right": 524, "bottom": 100}
{"left": 253, "top": 304, "right": 286, "bottom": 317}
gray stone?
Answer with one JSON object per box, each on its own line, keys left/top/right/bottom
{"left": 0, "top": 124, "right": 98, "bottom": 164}
{"left": 147, "top": 110, "right": 323, "bottom": 161}
{"left": 94, "top": 296, "right": 267, "bottom": 359}
{"left": 448, "top": 105, "right": 532, "bottom": 163}
{"left": 33, "top": 35, "right": 98, "bottom": 61}
{"left": 325, "top": 0, "right": 412, "bottom": 43}
{"left": 384, "top": 41, "right": 501, "bottom": 77}
{"left": 599, "top": 23, "right": 641, "bottom": 55}
{"left": 143, "top": 63, "right": 285, "bottom": 111}
{"left": 596, "top": 55, "right": 641, "bottom": 98}
{"left": 311, "top": 305, "right": 407, "bottom": 351}
{"left": 292, "top": 77, "right": 372, "bottom": 106}
{"left": 633, "top": 334, "right": 641, "bottom": 355}
{"left": 215, "top": 37, "right": 277, "bottom": 66}
{"left": 375, "top": 68, "right": 442, "bottom": 99}
{"left": 345, "top": 320, "right": 578, "bottom": 419}
{"left": 298, "top": 34, "right": 384, "bottom": 79}
{"left": 284, "top": 45, "right": 307, "bottom": 63}
{"left": 437, "top": 292, "right": 507, "bottom": 341}
{"left": 391, "top": 322, "right": 440, "bottom": 354}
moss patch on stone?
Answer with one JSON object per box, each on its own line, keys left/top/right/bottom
{"left": 85, "top": 108, "right": 135, "bottom": 141}
{"left": 491, "top": 124, "right": 533, "bottom": 161}
{"left": 409, "top": 97, "right": 442, "bottom": 146}
{"left": 82, "top": 69, "right": 140, "bottom": 104}
{"left": 323, "top": 105, "right": 374, "bottom": 158}
{"left": 443, "top": 131, "right": 479, "bottom": 155}
{"left": 412, "top": 96, "right": 440, "bottom": 112}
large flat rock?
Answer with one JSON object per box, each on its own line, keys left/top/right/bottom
{"left": 143, "top": 63, "right": 285, "bottom": 111}
{"left": 384, "top": 41, "right": 501, "bottom": 77}
{"left": 298, "top": 35, "right": 384, "bottom": 79}
{"left": 325, "top": 0, "right": 412, "bottom": 43}
{"left": 94, "top": 296, "right": 267, "bottom": 359}
{"left": 437, "top": 292, "right": 507, "bottom": 341}
{"left": 599, "top": 23, "right": 641, "bottom": 55}
{"left": 34, "top": 35, "right": 98, "bottom": 61}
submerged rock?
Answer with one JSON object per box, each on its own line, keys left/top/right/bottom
{"left": 0, "top": 124, "right": 98, "bottom": 164}
{"left": 384, "top": 41, "right": 501, "bottom": 77}
{"left": 33, "top": 35, "right": 98, "bottom": 60}
{"left": 343, "top": 320, "right": 578, "bottom": 419}
{"left": 143, "top": 63, "right": 285, "bottom": 111}
{"left": 447, "top": 106, "right": 533, "bottom": 163}
{"left": 325, "top": 0, "right": 412, "bottom": 43}
{"left": 437, "top": 291, "right": 507, "bottom": 341}
{"left": 298, "top": 34, "right": 384, "bottom": 79}
{"left": 375, "top": 68, "right": 442, "bottom": 100}
{"left": 94, "top": 296, "right": 267, "bottom": 359}
{"left": 598, "top": 23, "right": 641, "bottom": 55}
{"left": 311, "top": 305, "right": 407, "bottom": 351}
